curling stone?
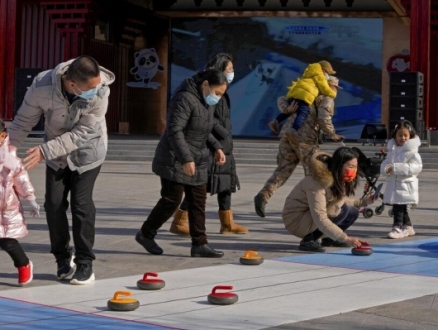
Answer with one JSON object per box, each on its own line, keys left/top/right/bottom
{"left": 107, "top": 291, "right": 139, "bottom": 311}
{"left": 137, "top": 272, "right": 165, "bottom": 290}
{"left": 239, "top": 250, "right": 264, "bottom": 265}
{"left": 207, "top": 285, "right": 238, "bottom": 305}
{"left": 351, "top": 242, "right": 374, "bottom": 256}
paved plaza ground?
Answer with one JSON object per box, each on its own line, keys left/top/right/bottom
{"left": 0, "top": 156, "right": 437, "bottom": 329}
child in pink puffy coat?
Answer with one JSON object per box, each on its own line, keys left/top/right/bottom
{"left": 0, "top": 119, "right": 40, "bottom": 286}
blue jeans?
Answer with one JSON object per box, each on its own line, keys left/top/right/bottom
{"left": 331, "top": 204, "right": 360, "bottom": 231}
{"left": 275, "top": 98, "right": 309, "bottom": 131}
{"left": 290, "top": 99, "right": 310, "bottom": 130}
{"left": 306, "top": 204, "right": 359, "bottom": 242}
{"left": 275, "top": 112, "right": 290, "bottom": 124}
{"left": 303, "top": 204, "right": 359, "bottom": 241}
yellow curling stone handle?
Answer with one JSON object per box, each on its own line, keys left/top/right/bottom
{"left": 242, "top": 250, "right": 261, "bottom": 259}
{"left": 109, "top": 291, "right": 138, "bottom": 304}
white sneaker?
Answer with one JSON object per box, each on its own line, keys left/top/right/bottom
{"left": 387, "top": 226, "right": 406, "bottom": 239}
{"left": 403, "top": 225, "right": 415, "bottom": 237}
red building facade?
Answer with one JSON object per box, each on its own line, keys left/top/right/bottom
{"left": 0, "top": 0, "right": 437, "bottom": 133}
{"left": 0, "top": 0, "right": 168, "bottom": 135}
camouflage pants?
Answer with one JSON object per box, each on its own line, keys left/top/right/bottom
{"left": 258, "top": 136, "right": 320, "bottom": 200}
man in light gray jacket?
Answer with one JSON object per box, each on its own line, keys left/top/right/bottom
{"left": 8, "top": 55, "right": 115, "bottom": 285}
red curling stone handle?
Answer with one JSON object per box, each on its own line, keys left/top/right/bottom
{"left": 142, "top": 272, "right": 159, "bottom": 281}
{"left": 211, "top": 285, "right": 233, "bottom": 295}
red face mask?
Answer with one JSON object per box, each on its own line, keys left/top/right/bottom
{"left": 342, "top": 168, "right": 357, "bottom": 182}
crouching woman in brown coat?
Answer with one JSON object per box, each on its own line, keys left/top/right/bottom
{"left": 282, "top": 147, "right": 375, "bottom": 253}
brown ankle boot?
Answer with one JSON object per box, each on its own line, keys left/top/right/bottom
{"left": 218, "top": 210, "right": 248, "bottom": 234}
{"left": 169, "top": 209, "right": 189, "bottom": 236}
{"left": 268, "top": 119, "right": 280, "bottom": 134}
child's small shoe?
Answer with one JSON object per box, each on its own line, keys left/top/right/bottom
{"left": 403, "top": 225, "right": 415, "bottom": 237}
{"left": 268, "top": 119, "right": 280, "bottom": 135}
{"left": 18, "top": 261, "right": 33, "bottom": 286}
{"left": 387, "top": 226, "right": 406, "bottom": 239}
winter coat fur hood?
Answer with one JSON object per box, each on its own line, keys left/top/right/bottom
{"left": 286, "top": 63, "right": 336, "bottom": 106}
{"left": 282, "top": 151, "right": 362, "bottom": 242}
{"left": 0, "top": 136, "right": 36, "bottom": 239}
{"left": 380, "top": 136, "right": 422, "bottom": 205}
{"left": 8, "top": 58, "right": 115, "bottom": 174}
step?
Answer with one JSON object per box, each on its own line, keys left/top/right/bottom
{"left": 13, "top": 137, "right": 438, "bottom": 169}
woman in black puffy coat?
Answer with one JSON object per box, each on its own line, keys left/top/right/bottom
{"left": 135, "top": 69, "right": 228, "bottom": 258}
{"left": 170, "top": 53, "right": 248, "bottom": 236}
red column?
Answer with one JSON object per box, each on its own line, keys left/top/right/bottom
{"left": 409, "top": 0, "right": 431, "bottom": 127}
{"left": 0, "top": 0, "right": 5, "bottom": 117}
{"left": 64, "top": 32, "right": 71, "bottom": 60}
{"left": 70, "top": 32, "right": 79, "bottom": 59}
{"left": 0, "top": 0, "right": 17, "bottom": 119}
{"left": 429, "top": 35, "right": 438, "bottom": 128}
{"left": 4, "top": 0, "right": 16, "bottom": 119}
{"left": 62, "top": 32, "right": 80, "bottom": 60}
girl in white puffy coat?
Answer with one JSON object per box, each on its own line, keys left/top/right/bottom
{"left": 380, "top": 120, "right": 422, "bottom": 239}
{"left": 0, "top": 120, "right": 40, "bottom": 285}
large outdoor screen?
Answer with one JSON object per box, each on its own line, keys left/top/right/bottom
{"left": 170, "top": 17, "right": 383, "bottom": 139}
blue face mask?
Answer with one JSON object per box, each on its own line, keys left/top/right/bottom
{"left": 204, "top": 86, "right": 221, "bottom": 106}
{"left": 225, "top": 72, "right": 234, "bottom": 84}
{"left": 78, "top": 87, "right": 98, "bottom": 100}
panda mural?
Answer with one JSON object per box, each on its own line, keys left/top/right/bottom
{"left": 127, "top": 48, "right": 165, "bottom": 89}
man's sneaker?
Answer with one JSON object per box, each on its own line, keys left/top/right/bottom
{"left": 18, "top": 261, "right": 33, "bottom": 286}
{"left": 387, "top": 226, "right": 406, "bottom": 239}
{"left": 403, "top": 225, "right": 415, "bottom": 237}
{"left": 70, "top": 264, "right": 95, "bottom": 285}
{"left": 254, "top": 193, "right": 267, "bottom": 218}
{"left": 57, "top": 258, "right": 75, "bottom": 280}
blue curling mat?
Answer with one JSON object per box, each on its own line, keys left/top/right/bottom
{"left": 276, "top": 238, "right": 438, "bottom": 277}
{"left": 0, "top": 297, "right": 173, "bottom": 330}
{"left": 1, "top": 239, "right": 437, "bottom": 329}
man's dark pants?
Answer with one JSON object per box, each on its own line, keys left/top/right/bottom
{"left": 44, "top": 165, "right": 101, "bottom": 266}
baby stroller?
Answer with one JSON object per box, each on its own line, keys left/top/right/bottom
{"left": 351, "top": 146, "right": 387, "bottom": 218}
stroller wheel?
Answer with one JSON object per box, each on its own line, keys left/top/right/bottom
{"left": 388, "top": 208, "right": 393, "bottom": 217}
{"left": 363, "top": 208, "right": 374, "bottom": 219}
{"left": 375, "top": 205, "right": 384, "bottom": 215}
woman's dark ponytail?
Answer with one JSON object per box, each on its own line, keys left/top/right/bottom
{"left": 204, "top": 53, "right": 233, "bottom": 72}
